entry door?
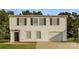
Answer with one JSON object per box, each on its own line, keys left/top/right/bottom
{"left": 14, "top": 32, "right": 19, "bottom": 42}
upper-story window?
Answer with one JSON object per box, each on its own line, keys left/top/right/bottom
{"left": 50, "top": 18, "right": 59, "bottom": 25}
{"left": 31, "top": 18, "right": 38, "bottom": 25}
{"left": 39, "top": 18, "right": 46, "bottom": 25}
{"left": 31, "top": 18, "right": 46, "bottom": 26}
{"left": 17, "top": 18, "right": 27, "bottom": 26}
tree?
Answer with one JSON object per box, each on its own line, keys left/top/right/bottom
{"left": 21, "top": 10, "right": 43, "bottom": 15}
{"left": 22, "top": 10, "right": 32, "bottom": 15}
{"left": 32, "top": 11, "right": 42, "bottom": 15}
{"left": 33, "top": 11, "right": 37, "bottom": 15}
{"left": 58, "top": 12, "right": 73, "bottom": 37}
{"left": 7, "top": 11, "right": 14, "bottom": 15}
{"left": 37, "top": 11, "right": 42, "bottom": 15}
{"left": 0, "top": 9, "right": 9, "bottom": 39}
{"left": 58, "top": 12, "right": 79, "bottom": 41}
{"left": 0, "top": 9, "right": 14, "bottom": 40}
{"left": 72, "top": 12, "right": 78, "bottom": 18}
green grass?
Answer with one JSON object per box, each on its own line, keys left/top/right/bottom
{"left": 67, "top": 37, "right": 76, "bottom": 42}
{"left": 0, "top": 40, "right": 9, "bottom": 43}
{"left": 0, "top": 43, "right": 36, "bottom": 49}
{"left": 0, "top": 40, "right": 36, "bottom": 49}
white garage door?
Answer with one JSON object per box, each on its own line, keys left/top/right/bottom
{"left": 48, "top": 32, "right": 63, "bottom": 41}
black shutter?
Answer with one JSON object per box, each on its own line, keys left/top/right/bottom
{"left": 50, "top": 18, "right": 52, "bottom": 25}
{"left": 24, "top": 18, "right": 27, "bottom": 25}
{"left": 17, "top": 18, "right": 19, "bottom": 25}
{"left": 31, "top": 18, "right": 33, "bottom": 25}
{"left": 57, "top": 18, "right": 59, "bottom": 25}
{"left": 44, "top": 18, "right": 46, "bottom": 25}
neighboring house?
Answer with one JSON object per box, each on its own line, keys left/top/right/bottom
{"left": 9, "top": 15, "right": 67, "bottom": 42}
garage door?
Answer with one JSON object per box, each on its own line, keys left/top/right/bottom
{"left": 48, "top": 32, "right": 63, "bottom": 41}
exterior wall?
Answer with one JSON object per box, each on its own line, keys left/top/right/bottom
{"left": 10, "top": 31, "right": 14, "bottom": 42}
{"left": 9, "top": 15, "right": 67, "bottom": 42}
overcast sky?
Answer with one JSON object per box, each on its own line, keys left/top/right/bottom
{"left": 5, "top": 9, "right": 79, "bottom": 15}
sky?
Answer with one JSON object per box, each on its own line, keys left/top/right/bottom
{"left": 5, "top": 9, "right": 79, "bottom": 15}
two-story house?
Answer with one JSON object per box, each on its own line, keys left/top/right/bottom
{"left": 9, "top": 15, "right": 67, "bottom": 42}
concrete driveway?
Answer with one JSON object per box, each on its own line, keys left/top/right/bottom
{"left": 36, "top": 42, "right": 79, "bottom": 49}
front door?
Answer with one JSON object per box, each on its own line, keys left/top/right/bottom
{"left": 14, "top": 32, "right": 19, "bottom": 42}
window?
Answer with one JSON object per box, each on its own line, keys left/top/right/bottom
{"left": 31, "top": 18, "right": 38, "bottom": 25}
{"left": 17, "top": 18, "right": 19, "bottom": 25}
{"left": 39, "top": 18, "right": 46, "bottom": 25}
{"left": 24, "top": 18, "right": 27, "bottom": 25}
{"left": 33, "top": 18, "right": 38, "bottom": 25}
{"left": 50, "top": 18, "right": 59, "bottom": 25}
{"left": 19, "top": 18, "right": 25, "bottom": 25}
{"left": 17, "top": 18, "right": 27, "bottom": 26}
{"left": 26, "top": 31, "right": 31, "bottom": 39}
{"left": 36, "top": 31, "right": 41, "bottom": 39}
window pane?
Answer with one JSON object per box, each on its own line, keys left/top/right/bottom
{"left": 39, "top": 18, "right": 46, "bottom": 25}
{"left": 30, "top": 18, "right": 38, "bottom": 25}
{"left": 52, "top": 18, "right": 57, "bottom": 25}
{"left": 33, "top": 18, "right": 38, "bottom": 25}
{"left": 36, "top": 31, "right": 41, "bottom": 39}
{"left": 26, "top": 31, "right": 31, "bottom": 39}
{"left": 18, "top": 18, "right": 26, "bottom": 25}
{"left": 51, "top": 18, "right": 60, "bottom": 25}
{"left": 24, "top": 18, "right": 27, "bottom": 25}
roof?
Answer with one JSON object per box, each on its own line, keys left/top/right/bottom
{"left": 9, "top": 15, "right": 68, "bottom": 18}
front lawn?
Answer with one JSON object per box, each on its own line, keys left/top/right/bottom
{"left": 0, "top": 42, "right": 36, "bottom": 49}
{"left": 0, "top": 40, "right": 36, "bottom": 49}
{"left": 0, "top": 40, "right": 9, "bottom": 43}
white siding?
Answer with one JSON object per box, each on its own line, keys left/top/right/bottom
{"left": 9, "top": 15, "right": 67, "bottom": 42}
